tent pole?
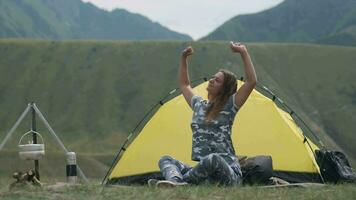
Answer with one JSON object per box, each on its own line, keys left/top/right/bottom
{"left": 31, "top": 103, "right": 40, "bottom": 180}
{"left": 255, "top": 82, "right": 326, "bottom": 183}
{"left": 101, "top": 133, "right": 132, "bottom": 185}
{"left": 32, "top": 104, "right": 89, "bottom": 183}
{"left": 0, "top": 104, "right": 31, "bottom": 151}
{"left": 2, "top": 103, "right": 91, "bottom": 183}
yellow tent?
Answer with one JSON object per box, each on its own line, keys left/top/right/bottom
{"left": 104, "top": 80, "right": 322, "bottom": 184}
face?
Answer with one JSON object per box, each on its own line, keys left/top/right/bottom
{"left": 207, "top": 72, "right": 224, "bottom": 97}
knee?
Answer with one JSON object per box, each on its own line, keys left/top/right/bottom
{"left": 201, "top": 153, "right": 221, "bottom": 168}
{"left": 158, "top": 155, "right": 174, "bottom": 166}
{"left": 203, "top": 153, "right": 220, "bottom": 163}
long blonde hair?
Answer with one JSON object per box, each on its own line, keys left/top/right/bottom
{"left": 205, "top": 69, "right": 237, "bottom": 121}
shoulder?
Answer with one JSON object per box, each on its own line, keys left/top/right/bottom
{"left": 224, "top": 94, "right": 240, "bottom": 113}
{"left": 190, "top": 95, "right": 204, "bottom": 109}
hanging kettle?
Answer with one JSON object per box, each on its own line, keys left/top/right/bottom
{"left": 18, "top": 130, "right": 45, "bottom": 160}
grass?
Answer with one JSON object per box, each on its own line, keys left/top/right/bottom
{"left": 0, "top": 179, "right": 355, "bottom": 200}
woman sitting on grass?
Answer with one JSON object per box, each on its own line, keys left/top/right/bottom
{"left": 151, "top": 41, "right": 257, "bottom": 187}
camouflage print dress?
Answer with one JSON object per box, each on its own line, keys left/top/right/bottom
{"left": 158, "top": 94, "right": 242, "bottom": 186}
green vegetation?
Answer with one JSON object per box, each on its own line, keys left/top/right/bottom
{"left": 0, "top": 40, "right": 355, "bottom": 178}
{"left": 0, "top": 0, "right": 191, "bottom": 40}
{"left": 316, "top": 26, "right": 356, "bottom": 46}
{"left": 202, "top": 0, "right": 356, "bottom": 46}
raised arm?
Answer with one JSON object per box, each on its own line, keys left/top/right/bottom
{"left": 179, "top": 46, "right": 195, "bottom": 107}
{"left": 230, "top": 42, "right": 257, "bottom": 107}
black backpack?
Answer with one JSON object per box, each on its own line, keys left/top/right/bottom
{"left": 315, "top": 150, "right": 356, "bottom": 183}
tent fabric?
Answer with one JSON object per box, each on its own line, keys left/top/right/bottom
{"left": 106, "top": 81, "right": 321, "bottom": 184}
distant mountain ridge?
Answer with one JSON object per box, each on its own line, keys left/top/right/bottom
{"left": 202, "top": 0, "right": 356, "bottom": 46}
{"left": 0, "top": 0, "right": 192, "bottom": 40}
{"left": 316, "top": 26, "right": 356, "bottom": 46}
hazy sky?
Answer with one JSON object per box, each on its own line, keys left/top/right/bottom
{"left": 82, "top": 0, "right": 284, "bottom": 40}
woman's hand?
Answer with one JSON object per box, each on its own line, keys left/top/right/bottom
{"left": 182, "top": 46, "right": 194, "bottom": 58}
{"left": 230, "top": 41, "right": 247, "bottom": 55}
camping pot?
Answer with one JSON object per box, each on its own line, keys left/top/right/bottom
{"left": 18, "top": 131, "right": 45, "bottom": 160}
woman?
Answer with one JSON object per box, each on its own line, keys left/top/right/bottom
{"left": 152, "top": 41, "right": 257, "bottom": 187}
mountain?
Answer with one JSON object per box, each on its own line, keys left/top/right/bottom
{"left": 0, "top": 41, "right": 355, "bottom": 166}
{"left": 316, "top": 26, "right": 356, "bottom": 46}
{"left": 0, "top": 0, "right": 191, "bottom": 40}
{"left": 201, "top": 0, "right": 356, "bottom": 46}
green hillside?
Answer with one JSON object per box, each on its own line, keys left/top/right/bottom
{"left": 316, "top": 26, "right": 356, "bottom": 46}
{"left": 0, "top": 0, "right": 191, "bottom": 40}
{"left": 202, "top": 0, "right": 356, "bottom": 46}
{"left": 0, "top": 40, "right": 355, "bottom": 164}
